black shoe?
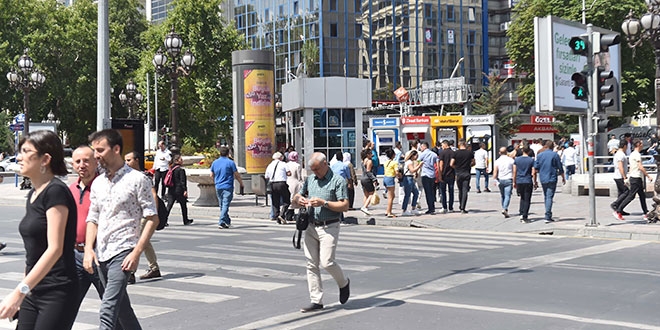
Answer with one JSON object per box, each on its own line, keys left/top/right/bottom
{"left": 0, "top": 242, "right": 6, "bottom": 252}
{"left": 184, "top": 219, "right": 194, "bottom": 225}
{"left": 476, "top": 190, "right": 481, "bottom": 193}
{"left": 339, "top": 278, "right": 350, "bottom": 304}
{"left": 484, "top": 188, "right": 491, "bottom": 192}
{"left": 139, "top": 269, "right": 162, "bottom": 280}
{"left": 219, "top": 223, "right": 230, "bottom": 229}
{"left": 424, "top": 210, "right": 435, "bottom": 215}
{"left": 621, "top": 211, "right": 630, "bottom": 216}
{"left": 461, "top": 210, "right": 468, "bottom": 214}
{"left": 127, "top": 273, "right": 136, "bottom": 285}
{"left": 300, "top": 303, "right": 324, "bottom": 313}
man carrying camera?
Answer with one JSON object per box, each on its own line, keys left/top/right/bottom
{"left": 293, "top": 152, "right": 351, "bottom": 313}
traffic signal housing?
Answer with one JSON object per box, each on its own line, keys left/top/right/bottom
{"left": 596, "top": 115, "right": 610, "bottom": 133}
{"left": 595, "top": 66, "right": 618, "bottom": 113}
{"left": 569, "top": 35, "right": 590, "bottom": 56}
{"left": 592, "top": 32, "right": 620, "bottom": 54}
{"left": 571, "top": 70, "right": 589, "bottom": 101}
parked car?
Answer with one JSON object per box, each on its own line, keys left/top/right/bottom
{"left": 0, "top": 156, "right": 17, "bottom": 172}
{"left": 144, "top": 151, "right": 155, "bottom": 171}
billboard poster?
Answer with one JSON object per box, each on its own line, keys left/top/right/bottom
{"left": 243, "top": 69, "right": 275, "bottom": 173}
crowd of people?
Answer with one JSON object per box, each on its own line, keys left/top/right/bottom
{"left": 356, "top": 138, "right": 567, "bottom": 223}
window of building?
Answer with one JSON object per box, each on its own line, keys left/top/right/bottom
{"left": 424, "top": 4, "right": 432, "bottom": 17}
{"left": 330, "top": 23, "right": 338, "bottom": 37}
{"left": 447, "top": 5, "right": 454, "bottom": 21}
{"left": 330, "top": 0, "right": 337, "bottom": 11}
{"left": 293, "top": 1, "right": 299, "bottom": 15}
{"left": 264, "top": 8, "right": 269, "bottom": 20}
{"left": 355, "top": 24, "right": 362, "bottom": 38}
{"left": 467, "top": 30, "right": 476, "bottom": 45}
{"left": 355, "top": 0, "right": 361, "bottom": 12}
{"left": 468, "top": 7, "right": 475, "bottom": 22}
{"left": 279, "top": 5, "right": 284, "bottom": 16}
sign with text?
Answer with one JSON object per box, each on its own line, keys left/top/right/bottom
{"left": 401, "top": 116, "right": 430, "bottom": 125}
{"left": 534, "top": 16, "right": 621, "bottom": 115}
{"left": 370, "top": 118, "right": 399, "bottom": 127}
{"left": 530, "top": 115, "right": 555, "bottom": 124}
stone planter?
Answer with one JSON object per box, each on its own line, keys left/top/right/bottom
{"left": 186, "top": 167, "right": 247, "bottom": 207}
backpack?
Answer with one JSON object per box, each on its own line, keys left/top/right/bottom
{"left": 163, "top": 165, "right": 179, "bottom": 187}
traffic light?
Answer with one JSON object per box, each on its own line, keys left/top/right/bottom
{"left": 569, "top": 35, "right": 589, "bottom": 56}
{"left": 592, "top": 32, "right": 620, "bottom": 54}
{"left": 595, "top": 66, "right": 617, "bottom": 113}
{"left": 596, "top": 115, "right": 610, "bottom": 133}
{"left": 571, "top": 70, "right": 589, "bottom": 100}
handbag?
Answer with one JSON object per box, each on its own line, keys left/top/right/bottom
{"left": 266, "top": 161, "right": 279, "bottom": 193}
{"left": 372, "top": 193, "right": 381, "bottom": 205}
{"left": 292, "top": 206, "right": 312, "bottom": 249}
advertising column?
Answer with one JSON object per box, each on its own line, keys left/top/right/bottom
{"left": 232, "top": 50, "right": 275, "bottom": 174}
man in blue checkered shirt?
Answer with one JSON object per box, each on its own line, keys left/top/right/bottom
{"left": 294, "top": 152, "right": 351, "bottom": 313}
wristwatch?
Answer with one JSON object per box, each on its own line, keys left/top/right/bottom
{"left": 323, "top": 201, "right": 329, "bottom": 208}
{"left": 17, "top": 282, "right": 30, "bottom": 295}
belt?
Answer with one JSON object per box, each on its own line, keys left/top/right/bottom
{"left": 74, "top": 243, "right": 85, "bottom": 252}
{"left": 314, "top": 218, "right": 340, "bottom": 226}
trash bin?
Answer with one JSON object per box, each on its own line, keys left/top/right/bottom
{"left": 252, "top": 174, "right": 268, "bottom": 196}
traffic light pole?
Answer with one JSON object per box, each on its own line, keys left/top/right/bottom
{"left": 586, "top": 24, "right": 598, "bottom": 227}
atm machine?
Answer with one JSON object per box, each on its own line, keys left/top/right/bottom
{"left": 463, "top": 115, "right": 496, "bottom": 173}
{"left": 430, "top": 115, "right": 463, "bottom": 147}
{"left": 368, "top": 117, "right": 400, "bottom": 175}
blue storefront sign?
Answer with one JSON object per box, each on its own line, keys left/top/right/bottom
{"left": 371, "top": 118, "right": 398, "bottom": 127}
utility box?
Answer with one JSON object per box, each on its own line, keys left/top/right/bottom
{"left": 251, "top": 174, "right": 268, "bottom": 196}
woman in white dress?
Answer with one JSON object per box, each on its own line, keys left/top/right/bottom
{"left": 286, "top": 151, "right": 305, "bottom": 219}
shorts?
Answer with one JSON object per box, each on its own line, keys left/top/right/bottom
{"left": 360, "top": 177, "right": 375, "bottom": 193}
{"left": 383, "top": 176, "right": 395, "bottom": 187}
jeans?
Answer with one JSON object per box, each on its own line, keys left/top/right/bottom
{"left": 438, "top": 176, "right": 455, "bottom": 211}
{"left": 456, "top": 173, "right": 471, "bottom": 211}
{"left": 304, "top": 222, "right": 348, "bottom": 305}
{"left": 517, "top": 183, "right": 533, "bottom": 219}
{"left": 541, "top": 181, "right": 557, "bottom": 220}
{"left": 421, "top": 176, "right": 436, "bottom": 213}
{"left": 216, "top": 188, "right": 234, "bottom": 225}
{"left": 475, "top": 168, "right": 488, "bottom": 190}
{"left": 401, "top": 176, "right": 419, "bottom": 211}
{"left": 498, "top": 179, "right": 513, "bottom": 210}
{"left": 98, "top": 249, "right": 141, "bottom": 330}
{"left": 617, "top": 177, "right": 648, "bottom": 214}
{"left": 565, "top": 165, "right": 576, "bottom": 180}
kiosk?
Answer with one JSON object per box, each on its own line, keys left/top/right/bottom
{"left": 400, "top": 116, "right": 431, "bottom": 150}
{"left": 369, "top": 117, "right": 400, "bottom": 174}
{"left": 430, "top": 115, "right": 463, "bottom": 147}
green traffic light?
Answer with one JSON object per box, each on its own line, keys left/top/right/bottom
{"left": 573, "top": 40, "right": 585, "bottom": 51}
{"left": 569, "top": 36, "right": 589, "bottom": 56}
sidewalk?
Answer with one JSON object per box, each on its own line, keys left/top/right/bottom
{"left": 2, "top": 175, "right": 660, "bottom": 241}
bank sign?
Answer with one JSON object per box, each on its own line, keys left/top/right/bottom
{"left": 534, "top": 16, "right": 621, "bottom": 115}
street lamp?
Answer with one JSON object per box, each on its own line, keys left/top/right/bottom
{"left": 118, "top": 79, "right": 144, "bottom": 119}
{"left": 6, "top": 49, "right": 46, "bottom": 135}
{"left": 152, "top": 27, "right": 195, "bottom": 154}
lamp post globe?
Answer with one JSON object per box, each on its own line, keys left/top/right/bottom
{"left": 152, "top": 27, "right": 195, "bottom": 155}
{"left": 6, "top": 49, "right": 45, "bottom": 135}
{"left": 118, "top": 79, "right": 143, "bottom": 119}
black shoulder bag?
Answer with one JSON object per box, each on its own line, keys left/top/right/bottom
{"left": 292, "top": 206, "right": 312, "bottom": 249}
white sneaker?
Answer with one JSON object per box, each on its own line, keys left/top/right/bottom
{"left": 402, "top": 210, "right": 414, "bottom": 216}
{"left": 360, "top": 207, "right": 371, "bottom": 215}
{"left": 413, "top": 209, "right": 422, "bottom": 216}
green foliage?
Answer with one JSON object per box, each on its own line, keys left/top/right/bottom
{"left": 0, "top": 113, "right": 14, "bottom": 154}
{"left": 180, "top": 136, "right": 198, "bottom": 155}
{"left": 471, "top": 74, "right": 523, "bottom": 140}
{"left": 301, "top": 39, "right": 319, "bottom": 77}
{"left": 506, "top": 0, "right": 651, "bottom": 119}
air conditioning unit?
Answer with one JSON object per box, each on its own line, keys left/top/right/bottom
{"left": 499, "top": 22, "right": 511, "bottom": 31}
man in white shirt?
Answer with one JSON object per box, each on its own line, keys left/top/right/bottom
{"left": 613, "top": 139, "right": 653, "bottom": 221}
{"left": 530, "top": 138, "right": 543, "bottom": 157}
{"left": 607, "top": 134, "right": 620, "bottom": 155}
{"left": 562, "top": 141, "right": 578, "bottom": 180}
{"left": 473, "top": 143, "right": 490, "bottom": 193}
{"left": 265, "top": 152, "right": 291, "bottom": 224}
{"left": 610, "top": 140, "right": 630, "bottom": 216}
{"left": 492, "top": 147, "right": 515, "bottom": 218}
{"left": 152, "top": 140, "right": 172, "bottom": 198}
{"left": 84, "top": 129, "right": 159, "bottom": 330}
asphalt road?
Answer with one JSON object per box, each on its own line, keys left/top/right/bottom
{"left": 0, "top": 204, "right": 659, "bottom": 330}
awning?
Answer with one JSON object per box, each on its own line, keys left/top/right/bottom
{"left": 402, "top": 126, "right": 429, "bottom": 133}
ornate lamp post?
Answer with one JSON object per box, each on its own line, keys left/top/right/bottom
{"left": 6, "top": 49, "right": 46, "bottom": 135}
{"left": 152, "top": 27, "right": 195, "bottom": 154}
{"left": 622, "top": 4, "right": 660, "bottom": 223}
{"left": 118, "top": 79, "right": 144, "bottom": 119}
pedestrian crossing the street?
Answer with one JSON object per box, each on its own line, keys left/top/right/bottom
{"left": 0, "top": 217, "right": 555, "bottom": 328}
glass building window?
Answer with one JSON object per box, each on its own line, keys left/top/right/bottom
{"left": 468, "top": 30, "right": 476, "bottom": 45}
{"left": 355, "top": 24, "right": 362, "bottom": 38}
{"left": 330, "top": 0, "right": 337, "bottom": 11}
{"left": 447, "top": 5, "right": 454, "bottom": 22}
{"left": 354, "top": 0, "right": 361, "bottom": 12}
{"left": 468, "top": 7, "right": 476, "bottom": 22}
{"left": 330, "top": 23, "right": 338, "bottom": 37}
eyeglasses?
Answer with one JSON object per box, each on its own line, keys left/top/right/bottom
{"left": 19, "top": 148, "right": 38, "bottom": 156}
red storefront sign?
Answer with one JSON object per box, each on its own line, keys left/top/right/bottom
{"left": 401, "top": 116, "right": 430, "bottom": 125}
{"left": 530, "top": 115, "right": 555, "bottom": 124}
{"left": 517, "top": 124, "right": 557, "bottom": 133}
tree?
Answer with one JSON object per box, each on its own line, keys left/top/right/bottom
{"left": 506, "top": 0, "right": 651, "bottom": 121}
{"left": 471, "top": 74, "right": 522, "bottom": 140}
{"left": 301, "top": 39, "right": 319, "bottom": 77}
{"left": 136, "top": 0, "right": 247, "bottom": 148}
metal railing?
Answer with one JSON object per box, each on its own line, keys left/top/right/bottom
{"left": 592, "top": 155, "right": 657, "bottom": 173}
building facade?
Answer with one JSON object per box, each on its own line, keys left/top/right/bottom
{"left": 232, "top": 0, "right": 488, "bottom": 98}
